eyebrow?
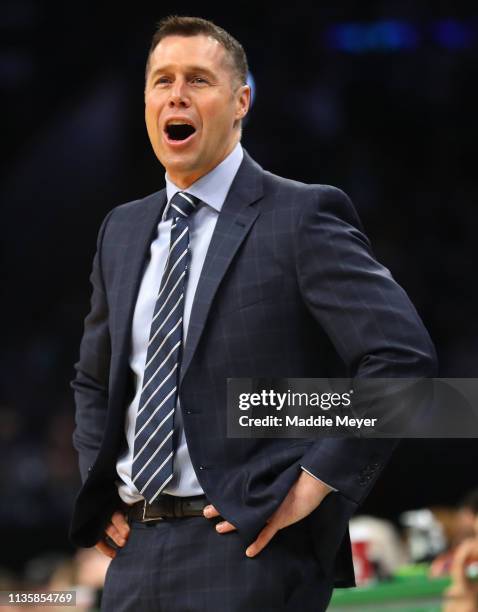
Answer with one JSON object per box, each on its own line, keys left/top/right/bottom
{"left": 149, "top": 65, "right": 217, "bottom": 80}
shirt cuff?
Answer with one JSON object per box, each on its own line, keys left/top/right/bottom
{"left": 300, "top": 465, "right": 338, "bottom": 492}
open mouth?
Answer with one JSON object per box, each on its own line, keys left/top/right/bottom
{"left": 165, "top": 123, "right": 196, "bottom": 141}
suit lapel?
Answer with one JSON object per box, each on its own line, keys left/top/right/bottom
{"left": 180, "top": 151, "right": 264, "bottom": 383}
{"left": 112, "top": 190, "right": 167, "bottom": 384}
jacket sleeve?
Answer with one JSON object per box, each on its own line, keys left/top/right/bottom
{"left": 295, "top": 186, "right": 438, "bottom": 504}
{"left": 71, "top": 210, "right": 114, "bottom": 483}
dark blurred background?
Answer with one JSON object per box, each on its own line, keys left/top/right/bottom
{"left": 1, "top": 0, "right": 477, "bottom": 578}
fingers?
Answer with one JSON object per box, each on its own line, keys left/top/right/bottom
{"left": 203, "top": 504, "right": 220, "bottom": 518}
{"left": 111, "top": 511, "right": 130, "bottom": 539}
{"left": 105, "top": 511, "right": 130, "bottom": 547}
{"left": 246, "top": 521, "right": 278, "bottom": 558}
{"left": 215, "top": 521, "right": 237, "bottom": 533}
{"left": 203, "top": 505, "right": 237, "bottom": 533}
{"left": 105, "top": 523, "right": 126, "bottom": 547}
{"left": 95, "top": 540, "right": 117, "bottom": 559}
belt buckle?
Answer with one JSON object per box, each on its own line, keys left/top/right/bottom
{"left": 141, "top": 499, "right": 164, "bottom": 523}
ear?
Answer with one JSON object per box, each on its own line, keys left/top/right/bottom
{"left": 235, "top": 85, "right": 251, "bottom": 121}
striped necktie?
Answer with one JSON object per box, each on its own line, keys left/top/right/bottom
{"left": 131, "top": 191, "right": 199, "bottom": 504}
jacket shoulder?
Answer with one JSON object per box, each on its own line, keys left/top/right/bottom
{"left": 261, "top": 168, "right": 353, "bottom": 213}
{"left": 96, "top": 188, "right": 166, "bottom": 245}
{"left": 108, "top": 188, "right": 166, "bottom": 221}
{"left": 263, "top": 167, "right": 346, "bottom": 198}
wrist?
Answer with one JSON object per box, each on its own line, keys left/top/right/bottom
{"left": 299, "top": 470, "right": 333, "bottom": 498}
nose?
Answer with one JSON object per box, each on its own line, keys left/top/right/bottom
{"left": 168, "top": 80, "right": 190, "bottom": 108}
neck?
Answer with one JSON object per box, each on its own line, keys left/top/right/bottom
{"left": 167, "top": 137, "right": 240, "bottom": 189}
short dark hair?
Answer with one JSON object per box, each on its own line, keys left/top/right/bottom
{"left": 145, "top": 15, "right": 248, "bottom": 87}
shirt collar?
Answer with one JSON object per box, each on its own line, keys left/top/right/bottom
{"left": 164, "top": 142, "right": 243, "bottom": 218}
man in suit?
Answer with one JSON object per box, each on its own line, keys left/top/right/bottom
{"left": 70, "top": 15, "right": 437, "bottom": 611}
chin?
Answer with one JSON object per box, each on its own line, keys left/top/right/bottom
{"left": 167, "top": 158, "right": 197, "bottom": 173}
{"left": 158, "top": 152, "right": 190, "bottom": 169}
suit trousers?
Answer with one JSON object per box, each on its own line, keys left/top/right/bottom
{"left": 101, "top": 514, "right": 334, "bottom": 612}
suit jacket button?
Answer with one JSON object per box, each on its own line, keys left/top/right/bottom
{"left": 199, "top": 465, "right": 205, "bottom": 470}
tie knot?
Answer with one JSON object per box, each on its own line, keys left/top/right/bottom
{"left": 167, "top": 191, "right": 200, "bottom": 221}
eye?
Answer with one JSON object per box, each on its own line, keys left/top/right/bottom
{"left": 154, "top": 76, "right": 171, "bottom": 86}
{"left": 191, "top": 76, "right": 208, "bottom": 85}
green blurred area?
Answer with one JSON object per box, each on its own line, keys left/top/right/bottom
{"left": 330, "top": 566, "right": 450, "bottom": 611}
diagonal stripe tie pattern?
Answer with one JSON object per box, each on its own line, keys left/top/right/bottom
{"left": 131, "top": 191, "right": 200, "bottom": 504}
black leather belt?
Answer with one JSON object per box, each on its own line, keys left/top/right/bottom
{"left": 128, "top": 495, "right": 209, "bottom": 523}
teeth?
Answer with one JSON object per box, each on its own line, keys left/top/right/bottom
{"left": 168, "top": 121, "right": 191, "bottom": 126}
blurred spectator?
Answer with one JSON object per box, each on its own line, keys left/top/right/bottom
{"left": 350, "top": 515, "right": 408, "bottom": 582}
{"left": 443, "top": 515, "right": 478, "bottom": 611}
{"left": 48, "top": 547, "right": 110, "bottom": 611}
{"left": 431, "top": 490, "right": 478, "bottom": 578}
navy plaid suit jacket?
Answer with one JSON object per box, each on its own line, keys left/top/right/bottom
{"left": 70, "top": 150, "right": 437, "bottom": 586}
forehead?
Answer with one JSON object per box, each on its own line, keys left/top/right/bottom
{"left": 149, "top": 34, "right": 229, "bottom": 72}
